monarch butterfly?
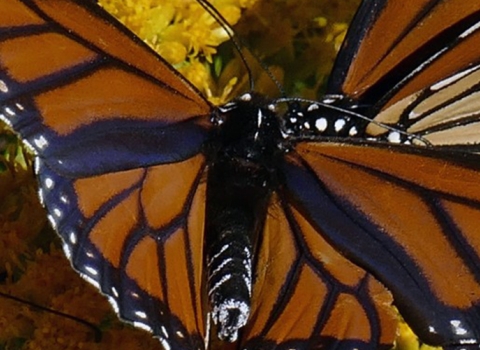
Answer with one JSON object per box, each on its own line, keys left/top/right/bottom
{"left": 2, "top": 0, "right": 480, "bottom": 349}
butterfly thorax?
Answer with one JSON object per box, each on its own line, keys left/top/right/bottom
{"left": 204, "top": 93, "right": 285, "bottom": 343}
{"left": 282, "top": 97, "right": 366, "bottom": 139}
{"left": 210, "top": 93, "right": 286, "bottom": 171}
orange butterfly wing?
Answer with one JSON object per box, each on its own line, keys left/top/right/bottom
{"left": 329, "top": 0, "right": 480, "bottom": 110}
{"left": 314, "top": 1, "right": 480, "bottom": 345}
{"left": 5, "top": 0, "right": 480, "bottom": 349}
{"left": 239, "top": 193, "right": 397, "bottom": 349}
{"left": 0, "top": 0, "right": 211, "bottom": 176}
{"left": 289, "top": 142, "right": 480, "bottom": 345}
{"left": 0, "top": 0, "right": 213, "bottom": 348}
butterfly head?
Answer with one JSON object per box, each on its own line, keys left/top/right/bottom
{"left": 211, "top": 92, "right": 288, "bottom": 170}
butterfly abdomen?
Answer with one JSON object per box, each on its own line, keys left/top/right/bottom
{"left": 205, "top": 93, "right": 284, "bottom": 342}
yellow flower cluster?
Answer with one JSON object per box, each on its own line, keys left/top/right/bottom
{"left": 99, "top": 0, "right": 256, "bottom": 104}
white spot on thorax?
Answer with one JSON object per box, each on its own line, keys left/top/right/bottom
{"left": 334, "top": 119, "right": 346, "bottom": 132}
{"left": 321, "top": 96, "right": 340, "bottom": 104}
{"left": 257, "top": 109, "right": 263, "bottom": 128}
{"left": 240, "top": 93, "right": 252, "bottom": 101}
{"left": 315, "top": 118, "right": 327, "bottom": 132}
{"left": 307, "top": 103, "right": 319, "bottom": 111}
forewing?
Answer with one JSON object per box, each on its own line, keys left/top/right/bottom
{"left": 0, "top": 0, "right": 212, "bottom": 177}
{"left": 366, "top": 62, "right": 480, "bottom": 149}
{"left": 328, "top": 0, "right": 480, "bottom": 112}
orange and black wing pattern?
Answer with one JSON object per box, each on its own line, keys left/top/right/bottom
{"left": 5, "top": 0, "right": 480, "bottom": 349}
{"left": 280, "top": 0, "right": 480, "bottom": 347}
{"left": 238, "top": 193, "right": 397, "bottom": 349}
{"left": 328, "top": 0, "right": 480, "bottom": 112}
{"left": 0, "top": 0, "right": 212, "bottom": 348}
{"left": 284, "top": 143, "right": 480, "bottom": 347}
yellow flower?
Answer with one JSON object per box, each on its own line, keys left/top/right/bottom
{"left": 98, "top": 0, "right": 257, "bottom": 103}
{"left": 394, "top": 320, "right": 421, "bottom": 350}
{"left": 325, "top": 22, "right": 349, "bottom": 52}
{"left": 393, "top": 313, "right": 442, "bottom": 350}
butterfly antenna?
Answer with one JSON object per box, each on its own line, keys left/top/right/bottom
{"left": 196, "top": 0, "right": 285, "bottom": 95}
{"left": 0, "top": 291, "right": 102, "bottom": 342}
